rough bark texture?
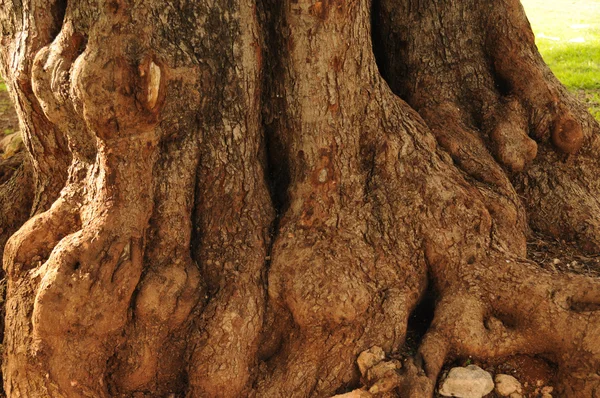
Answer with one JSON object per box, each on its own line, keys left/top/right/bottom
{"left": 0, "top": 0, "right": 599, "bottom": 397}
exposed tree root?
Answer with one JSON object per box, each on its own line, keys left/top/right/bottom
{"left": 406, "top": 252, "right": 600, "bottom": 397}
{"left": 377, "top": 0, "right": 600, "bottom": 254}
{"left": 3, "top": 2, "right": 164, "bottom": 395}
{"left": 254, "top": 2, "right": 429, "bottom": 396}
{"left": 373, "top": 0, "right": 600, "bottom": 396}
{"left": 109, "top": 131, "right": 203, "bottom": 395}
{"left": 0, "top": 154, "right": 33, "bottom": 395}
{"left": 254, "top": 0, "right": 600, "bottom": 397}
{"left": 5, "top": 0, "right": 274, "bottom": 396}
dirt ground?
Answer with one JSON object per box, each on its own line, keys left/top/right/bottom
{"left": 0, "top": 88, "right": 24, "bottom": 186}
{"left": 0, "top": 89, "right": 18, "bottom": 137}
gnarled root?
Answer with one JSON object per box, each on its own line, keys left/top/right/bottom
{"left": 403, "top": 252, "right": 600, "bottom": 398}
{"left": 374, "top": 8, "right": 600, "bottom": 390}
{"left": 109, "top": 131, "right": 203, "bottom": 395}
{"left": 378, "top": 0, "right": 600, "bottom": 252}
{"left": 257, "top": 207, "right": 424, "bottom": 396}
{"left": 3, "top": 4, "right": 165, "bottom": 395}
{"left": 255, "top": 0, "right": 431, "bottom": 394}
{"left": 2, "top": 0, "right": 600, "bottom": 397}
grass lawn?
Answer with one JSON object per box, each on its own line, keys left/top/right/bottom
{"left": 521, "top": 0, "right": 600, "bottom": 120}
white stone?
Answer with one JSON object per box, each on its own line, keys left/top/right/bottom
{"left": 438, "top": 365, "right": 494, "bottom": 398}
{"left": 356, "top": 346, "right": 385, "bottom": 376}
{"left": 330, "top": 389, "right": 372, "bottom": 398}
{"left": 541, "top": 385, "right": 554, "bottom": 398}
{"left": 541, "top": 386, "right": 554, "bottom": 394}
{"left": 495, "top": 374, "right": 523, "bottom": 396}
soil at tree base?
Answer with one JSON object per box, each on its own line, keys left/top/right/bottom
{"left": 0, "top": 89, "right": 18, "bottom": 137}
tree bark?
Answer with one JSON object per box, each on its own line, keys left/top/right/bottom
{"left": 1, "top": 0, "right": 599, "bottom": 397}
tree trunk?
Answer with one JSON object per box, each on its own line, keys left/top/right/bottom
{"left": 1, "top": 0, "right": 599, "bottom": 397}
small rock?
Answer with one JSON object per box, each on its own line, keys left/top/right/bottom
{"left": 495, "top": 374, "right": 523, "bottom": 396}
{"left": 541, "top": 385, "right": 553, "bottom": 398}
{"left": 552, "top": 258, "right": 561, "bottom": 265}
{"left": 368, "top": 374, "right": 401, "bottom": 395}
{"left": 366, "top": 360, "right": 401, "bottom": 382}
{"left": 438, "top": 365, "right": 494, "bottom": 398}
{"left": 330, "top": 389, "right": 372, "bottom": 398}
{"left": 509, "top": 393, "right": 523, "bottom": 398}
{"left": 357, "top": 347, "right": 385, "bottom": 376}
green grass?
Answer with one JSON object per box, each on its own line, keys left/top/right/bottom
{"left": 521, "top": 0, "right": 600, "bottom": 118}
{"left": 0, "top": 70, "right": 6, "bottom": 92}
{"left": 583, "top": 91, "right": 600, "bottom": 120}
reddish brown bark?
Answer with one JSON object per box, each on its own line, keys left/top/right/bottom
{"left": 0, "top": 0, "right": 599, "bottom": 397}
